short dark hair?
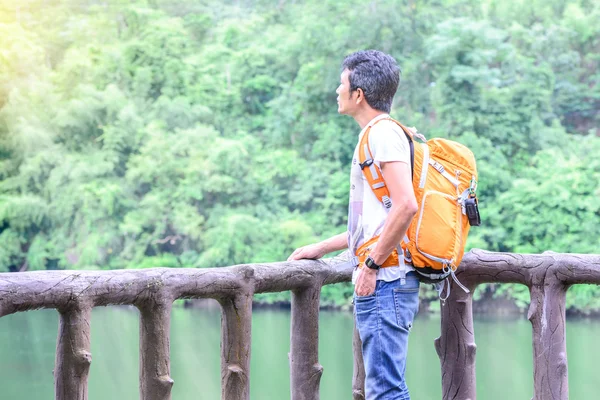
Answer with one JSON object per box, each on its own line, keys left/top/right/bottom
{"left": 342, "top": 50, "right": 400, "bottom": 113}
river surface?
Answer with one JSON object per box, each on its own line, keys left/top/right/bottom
{"left": 1, "top": 305, "right": 599, "bottom": 399}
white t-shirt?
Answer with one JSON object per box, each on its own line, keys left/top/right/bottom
{"left": 348, "top": 114, "right": 415, "bottom": 283}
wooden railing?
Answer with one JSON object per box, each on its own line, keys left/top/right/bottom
{"left": 438, "top": 250, "right": 600, "bottom": 400}
{"left": 0, "top": 250, "right": 599, "bottom": 400}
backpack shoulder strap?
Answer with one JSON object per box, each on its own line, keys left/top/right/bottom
{"left": 358, "top": 122, "right": 392, "bottom": 209}
{"left": 389, "top": 119, "right": 417, "bottom": 182}
{"left": 357, "top": 118, "right": 417, "bottom": 209}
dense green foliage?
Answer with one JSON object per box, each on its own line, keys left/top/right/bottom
{"left": 0, "top": 0, "right": 598, "bottom": 311}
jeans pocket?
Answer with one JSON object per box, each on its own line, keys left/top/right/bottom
{"left": 354, "top": 292, "right": 377, "bottom": 316}
{"left": 354, "top": 280, "right": 379, "bottom": 302}
{"left": 354, "top": 290, "right": 376, "bottom": 299}
{"left": 354, "top": 294, "right": 378, "bottom": 336}
{"left": 393, "top": 286, "right": 419, "bottom": 331}
{"left": 354, "top": 293, "right": 376, "bottom": 304}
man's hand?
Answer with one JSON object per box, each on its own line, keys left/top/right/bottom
{"left": 287, "top": 243, "right": 326, "bottom": 261}
{"left": 355, "top": 267, "right": 377, "bottom": 296}
{"left": 287, "top": 232, "right": 348, "bottom": 262}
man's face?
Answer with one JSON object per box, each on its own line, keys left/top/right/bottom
{"left": 336, "top": 69, "right": 356, "bottom": 115}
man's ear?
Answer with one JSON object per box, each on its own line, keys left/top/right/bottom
{"left": 355, "top": 88, "right": 364, "bottom": 105}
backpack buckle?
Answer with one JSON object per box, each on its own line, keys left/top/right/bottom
{"left": 359, "top": 158, "right": 373, "bottom": 170}
{"left": 382, "top": 195, "right": 393, "bottom": 209}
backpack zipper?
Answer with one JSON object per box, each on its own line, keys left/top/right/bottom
{"left": 418, "top": 143, "right": 429, "bottom": 189}
{"left": 455, "top": 169, "right": 463, "bottom": 264}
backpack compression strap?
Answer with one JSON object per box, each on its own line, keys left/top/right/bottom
{"left": 358, "top": 118, "right": 416, "bottom": 209}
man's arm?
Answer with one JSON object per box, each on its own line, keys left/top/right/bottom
{"left": 370, "top": 160, "right": 418, "bottom": 264}
{"left": 354, "top": 160, "right": 417, "bottom": 296}
{"left": 287, "top": 232, "right": 348, "bottom": 261}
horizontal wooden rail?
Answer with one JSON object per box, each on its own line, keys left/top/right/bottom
{"left": 1, "top": 250, "right": 599, "bottom": 400}
{"left": 0, "top": 252, "right": 354, "bottom": 400}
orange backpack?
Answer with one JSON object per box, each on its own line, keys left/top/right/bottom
{"left": 357, "top": 118, "right": 480, "bottom": 297}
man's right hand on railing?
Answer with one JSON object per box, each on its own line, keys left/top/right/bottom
{"left": 287, "top": 232, "right": 349, "bottom": 261}
{"left": 287, "top": 243, "right": 328, "bottom": 261}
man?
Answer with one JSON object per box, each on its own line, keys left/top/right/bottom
{"left": 288, "top": 50, "right": 419, "bottom": 400}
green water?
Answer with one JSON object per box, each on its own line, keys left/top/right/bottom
{"left": 1, "top": 305, "right": 599, "bottom": 399}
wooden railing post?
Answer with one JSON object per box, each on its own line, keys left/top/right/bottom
{"left": 290, "top": 285, "right": 323, "bottom": 400}
{"left": 352, "top": 319, "right": 366, "bottom": 400}
{"left": 138, "top": 298, "right": 174, "bottom": 400}
{"left": 219, "top": 292, "right": 253, "bottom": 400}
{"left": 528, "top": 282, "right": 569, "bottom": 400}
{"left": 435, "top": 280, "right": 477, "bottom": 400}
{"left": 55, "top": 303, "right": 92, "bottom": 400}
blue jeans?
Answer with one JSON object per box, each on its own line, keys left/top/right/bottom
{"left": 354, "top": 273, "right": 420, "bottom": 400}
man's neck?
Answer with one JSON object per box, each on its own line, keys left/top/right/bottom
{"left": 354, "top": 109, "right": 388, "bottom": 129}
